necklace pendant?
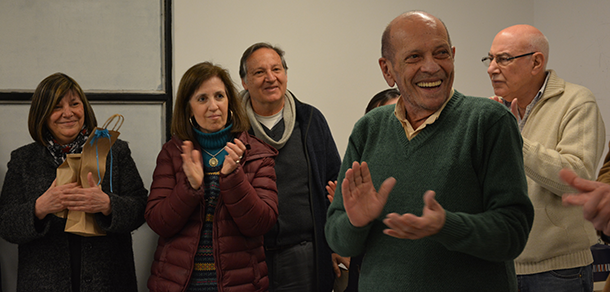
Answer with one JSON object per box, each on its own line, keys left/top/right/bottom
{"left": 209, "top": 157, "right": 218, "bottom": 167}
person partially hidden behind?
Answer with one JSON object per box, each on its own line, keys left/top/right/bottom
{"left": 364, "top": 88, "right": 400, "bottom": 114}
{"left": 485, "top": 24, "right": 605, "bottom": 292}
{"left": 325, "top": 11, "right": 534, "bottom": 291}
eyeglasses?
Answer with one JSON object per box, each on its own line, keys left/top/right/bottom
{"left": 481, "top": 52, "right": 536, "bottom": 67}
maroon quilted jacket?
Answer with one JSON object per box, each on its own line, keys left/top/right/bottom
{"left": 145, "top": 132, "right": 278, "bottom": 292}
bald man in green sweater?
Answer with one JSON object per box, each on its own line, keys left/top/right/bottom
{"left": 325, "top": 11, "right": 534, "bottom": 292}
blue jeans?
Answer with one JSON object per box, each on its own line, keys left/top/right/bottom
{"left": 517, "top": 264, "right": 593, "bottom": 292}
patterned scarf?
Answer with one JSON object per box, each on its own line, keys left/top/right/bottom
{"left": 44, "top": 127, "right": 89, "bottom": 167}
{"left": 187, "top": 164, "right": 222, "bottom": 291}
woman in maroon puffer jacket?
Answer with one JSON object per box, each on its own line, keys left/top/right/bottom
{"left": 145, "top": 62, "right": 278, "bottom": 292}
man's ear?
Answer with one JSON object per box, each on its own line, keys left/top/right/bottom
{"left": 379, "top": 58, "right": 396, "bottom": 87}
{"left": 241, "top": 78, "right": 248, "bottom": 91}
{"left": 531, "top": 52, "right": 545, "bottom": 75}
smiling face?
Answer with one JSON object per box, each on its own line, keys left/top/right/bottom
{"left": 46, "top": 90, "right": 85, "bottom": 145}
{"left": 189, "top": 76, "right": 229, "bottom": 133}
{"left": 379, "top": 13, "right": 455, "bottom": 122}
{"left": 241, "top": 47, "right": 288, "bottom": 116}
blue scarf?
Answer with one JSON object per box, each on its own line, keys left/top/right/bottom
{"left": 192, "top": 124, "right": 233, "bottom": 168}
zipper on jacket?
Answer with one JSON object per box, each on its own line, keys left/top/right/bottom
{"left": 181, "top": 198, "right": 206, "bottom": 292}
{"left": 213, "top": 194, "right": 224, "bottom": 291}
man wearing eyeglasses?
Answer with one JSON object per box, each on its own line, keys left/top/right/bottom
{"left": 485, "top": 24, "right": 606, "bottom": 292}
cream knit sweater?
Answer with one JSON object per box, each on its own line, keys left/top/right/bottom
{"left": 514, "top": 70, "right": 606, "bottom": 274}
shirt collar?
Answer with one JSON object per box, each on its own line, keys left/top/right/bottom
{"left": 515, "top": 71, "right": 550, "bottom": 129}
{"left": 394, "top": 88, "right": 454, "bottom": 140}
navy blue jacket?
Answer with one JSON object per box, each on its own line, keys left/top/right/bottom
{"left": 292, "top": 95, "right": 342, "bottom": 291}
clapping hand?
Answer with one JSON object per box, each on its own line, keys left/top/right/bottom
{"left": 341, "top": 161, "right": 395, "bottom": 227}
{"left": 181, "top": 141, "right": 204, "bottom": 189}
{"left": 221, "top": 138, "right": 246, "bottom": 175}
{"left": 382, "top": 191, "right": 446, "bottom": 239}
{"left": 560, "top": 168, "right": 610, "bottom": 235}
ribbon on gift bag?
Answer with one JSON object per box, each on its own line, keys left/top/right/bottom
{"left": 60, "top": 114, "right": 124, "bottom": 236}
{"left": 79, "top": 114, "right": 123, "bottom": 190}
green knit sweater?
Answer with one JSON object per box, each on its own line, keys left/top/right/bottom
{"left": 325, "top": 91, "right": 534, "bottom": 292}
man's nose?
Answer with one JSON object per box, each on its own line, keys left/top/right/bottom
{"left": 487, "top": 59, "right": 500, "bottom": 75}
{"left": 264, "top": 70, "right": 277, "bottom": 82}
{"left": 487, "top": 58, "right": 500, "bottom": 76}
{"left": 420, "top": 57, "right": 441, "bottom": 74}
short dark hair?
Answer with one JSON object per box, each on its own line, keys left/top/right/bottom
{"left": 365, "top": 88, "right": 401, "bottom": 113}
{"left": 28, "top": 73, "right": 97, "bottom": 146}
{"left": 381, "top": 11, "right": 452, "bottom": 61}
{"left": 239, "top": 42, "right": 288, "bottom": 79}
{"left": 172, "top": 62, "right": 250, "bottom": 141}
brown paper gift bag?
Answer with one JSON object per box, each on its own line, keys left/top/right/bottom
{"left": 54, "top": 154, "right": 82, "bottom": 218}
{"left": 60, "top": 114, "right": 124, "bottom": 236}
{"left": 78, "top": 114, "right": 123, "bottom": 189}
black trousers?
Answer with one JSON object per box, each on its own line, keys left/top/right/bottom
{"left": 265, "top": 241, "right": 314, "bottom": 292}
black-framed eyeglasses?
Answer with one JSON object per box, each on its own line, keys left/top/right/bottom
{"left": 481, "top": 52, "right": 536, "bottom": 67}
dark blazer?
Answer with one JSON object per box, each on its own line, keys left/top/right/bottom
{"left": 292, "top": 95, "right": 342, "bottom": 292}
{"left": 0, "top": 140, "right": 148, "bottom": 292}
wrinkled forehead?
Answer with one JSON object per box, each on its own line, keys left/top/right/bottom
{"left": 247, "top": 48, "right": 282, "bottom": 69}
{"left": 390, "top": 26, "right": 450, "bottom": 62}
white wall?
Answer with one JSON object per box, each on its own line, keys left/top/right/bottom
{"left": 0, "top": 0, "right": 163, "bottom": 91}
{"left": 0, "top": 1, "right": 609, "bottom": 292}
{"left": 174, "top": 0, "right": 535, "bottom": 158}
{"left": 533, "top": 0, "right": 610, "bottom": 160}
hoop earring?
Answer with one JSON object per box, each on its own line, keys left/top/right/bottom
{"left": 190, "top": 116, "right": 199, "bottom": 129}
{"left": 226, "top": 110, "right": 234, "bottom": 126}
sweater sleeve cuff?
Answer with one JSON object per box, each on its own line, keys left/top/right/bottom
{"left": 429, "top": 211, "right": 468, "bottom": 245}
{"left": 326, "top": 213, "right": 373, "bottom": 257}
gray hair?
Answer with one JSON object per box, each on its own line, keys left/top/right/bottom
{"left": 239, "top": 42, "right": 288, "bottom": 79}
{"left": 529, "top": 33, "right": 550, "bottom": 69}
